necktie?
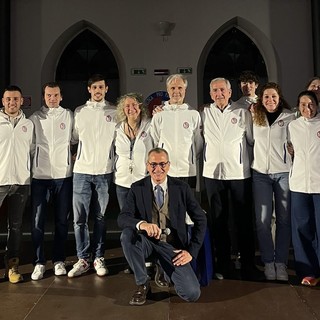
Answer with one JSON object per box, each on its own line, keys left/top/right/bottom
{"left": 155, "top": 185, "right": 164, "bottom": 208}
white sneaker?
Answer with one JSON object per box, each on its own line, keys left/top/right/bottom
{"left": 31, "top": 264, "right": 46, "bottom": 281}
{"left": 54, "top": 261, "right": 67, "bottom": 276}
{"left": 94, "top": 257, "right": 109, "bottom": 276}
{"left": 67, "top": 259, "right": 90, "bottom": 278}
{"left": 275, "top": 263, "right": 288, "bottom": 281}
{"left": 264, "top": 262, "right": 276, "bottom": 280}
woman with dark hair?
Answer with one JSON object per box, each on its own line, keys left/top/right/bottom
{"left": 252, "top": 82, "right": 295, "bottom": 281}
{"left": 288, "top": 90, "right": 320, "bottom": 286}
{"left": 306, "top": 77, "right": 320, "bottom": 104}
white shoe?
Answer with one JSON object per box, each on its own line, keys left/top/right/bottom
{"left": 94, "top": 257, "right": 108, "bottom": 276}
{"left": 275, "top": 263, "right": 288, "bottom": 281}
{"left": 31, "top": 264, "right": 46, "bottom": 281}
{"left": 54, "top": 261, "right": 67, "bottom": 276}
{"left": 264, "top": 262, "right": 276, "bottom": 280}
{"left": 67, "top": 259, "right": 90, "bottom": 278}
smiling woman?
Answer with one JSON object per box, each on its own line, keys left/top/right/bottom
{"left": 114, "top": 93, "right": 153, "bottom": 210}
{"left": 251, "top": 82, "right": 295, "bottom": 282}
{"left": 288, "top": 90, "right": 320, "bottom": 286}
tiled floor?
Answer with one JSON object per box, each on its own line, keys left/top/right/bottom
{"left": 1, "top": 234, "right": 320, "bottom": 320}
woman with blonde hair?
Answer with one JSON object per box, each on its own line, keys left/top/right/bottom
{"left": 114, "top": 93, "right": 153, "bottom": 209}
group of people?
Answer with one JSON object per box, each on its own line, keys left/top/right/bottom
{"left": 1, "top": 71, "right": 320, "bottom": 306}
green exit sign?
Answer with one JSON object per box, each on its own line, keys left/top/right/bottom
{"left": 131, "top": 68, "right": 146, "bottom": 76}
{"left": 177, "top": 67, "right": 192, "bottom": 74}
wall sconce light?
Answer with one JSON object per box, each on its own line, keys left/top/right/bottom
{"left": 157, "top": 21, "right": 175, "bottom": 41}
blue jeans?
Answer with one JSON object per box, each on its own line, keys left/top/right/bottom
{"left": 120, "top": 228, "right": 201, "bottom": 302}
{"left": 116, "top": 185, "right": 130, "bottom": 210}
{"left": 0, "top": 185, "right": 29, "bottom": 259}
{"left": 291, "top": 191, "right": 320, "bottom": 278}
{"left": 72, "top": 173, "right": 112, "bottom": 260}
{"left": 252, "top": 170, "right": 291, "bottom": 264}
{"left": 31, "top": 178, "right": 72, "bottom": 264}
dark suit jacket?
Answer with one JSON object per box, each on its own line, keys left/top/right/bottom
{"left": 117, "top": 176, "right": 207, "bottom": 259}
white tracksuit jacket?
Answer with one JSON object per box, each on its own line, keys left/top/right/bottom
{"left": 0, "top": 109, "right": 34, "bottom": 185}
{"left": 150, "top": 102, "right": 203, "bottom": 177}
{"left": 288, "top": 114, "right": 320, "bottom": 193}
{"left": 202, "top": 102, "right": 253, "bottom": 180}
{"left": 252, "top": 109, "right": 295, "bottom": 174}
{"left": 114, "top": 118, "right": 153, "bottom": 188}
{"left": 29, "top": 106, "right": 74, "bottom": 179}
{"left": 72, "top": 100, "right": 117, "bottom": 175}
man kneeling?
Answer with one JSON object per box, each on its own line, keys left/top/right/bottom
{"left": 117, "top": 148, "right": 207, "bottom": 305}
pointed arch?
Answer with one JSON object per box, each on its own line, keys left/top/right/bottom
{"left": 41, "top": 20, "right": 125, "bottom": 107}
{"left": 197, "top": 17, "right": 279, "bottom": 105}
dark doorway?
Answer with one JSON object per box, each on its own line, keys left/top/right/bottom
{"left": 203, "top": 27, "right": 268, "bottom": 104}
{"left": 56, "top": 29, "right": 119, "bottom": 110}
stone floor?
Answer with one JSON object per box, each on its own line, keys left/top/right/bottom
{"left": 1, "top": 235, "right": 320, "bottom": 320}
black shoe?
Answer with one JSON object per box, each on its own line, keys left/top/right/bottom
{"left": 154, "top": 264, "right": 169, "bottom": 288}
{"left": 241, "top": 264, "right": 265, "bottom": 282}
{"left": 129, "top": 282, "right": 151, "bottom": 306}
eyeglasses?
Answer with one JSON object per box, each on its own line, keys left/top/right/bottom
{"left": 147, "top": 161, "right": 169, "bottom": 169}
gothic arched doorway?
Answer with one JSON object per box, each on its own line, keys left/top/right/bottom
{"left": 56, "top": 29, "right": 120, "bottom": 110}
{"left": 202, "top": 27, "right": 268, "bottom": 104}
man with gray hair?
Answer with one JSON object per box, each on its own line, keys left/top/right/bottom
{"left": 150, "top": 74, "right": 202, "bottom": 189}
{"left": 201, "top": 77, "right": 264, "bottom": 281}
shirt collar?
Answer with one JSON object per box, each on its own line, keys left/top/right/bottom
{"left": 151, "top": 177, "right": 168, "bottom": 193}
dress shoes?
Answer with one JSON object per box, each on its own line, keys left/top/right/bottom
{"left": 129, "top": 282, "right": 151, "bottom": 306}
{"left": 241, "top": 264, "right": 266, "bottom": 282}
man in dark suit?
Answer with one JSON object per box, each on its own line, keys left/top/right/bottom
{"left": 118, "top": 147, "right": 207, "bottom": 306}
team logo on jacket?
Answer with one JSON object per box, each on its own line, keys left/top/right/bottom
{"left": 278, "top": 120, "right": 284, "bottom": 127}
{"left": 231, "top": 118, "right": 237, "bottom": 124}
{"left": 22, "top": 126, "right": 27, "bottom": 132}
{"left": 317, "top": 131, "right": 320, "bottom": 138}
{"left": 60, "top": 123, "right": 66, "bottom": 130}
{"left": 183, "top": 122, "right": 189, "bottom": 129}
{"left": 105, "top": 115, "right": 112, "bottom": 122}
{"left": 140, "top": 131, "right": 147, "bottom": 138}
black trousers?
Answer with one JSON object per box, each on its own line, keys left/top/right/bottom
{"left": 204, "top": 177, "right": 255, "bottom": 272}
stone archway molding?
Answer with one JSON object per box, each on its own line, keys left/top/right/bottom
{"left": 41, "top": 20, "right": 125, "bottom": 91}
{"left": 197, "top": 16, "right": 279, "bottom": 105}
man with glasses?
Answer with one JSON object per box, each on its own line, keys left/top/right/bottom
{"left": 118, "top": 147, "right": 206, "bottom": 306}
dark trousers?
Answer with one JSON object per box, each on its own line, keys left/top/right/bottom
{"left": 0, "top": 185, "right": 29, "bottom": 259}
{"left": 120, "top": 227, "right": 201, "bottom": 302}
{"left": 204, "top": 177, "right": 255, "bottom": 272}
{"left": 291, "top": 191, "right": 320, "bottom": 278}
{"left": 31, "top": 177, "right": 72, "bottom": 264}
